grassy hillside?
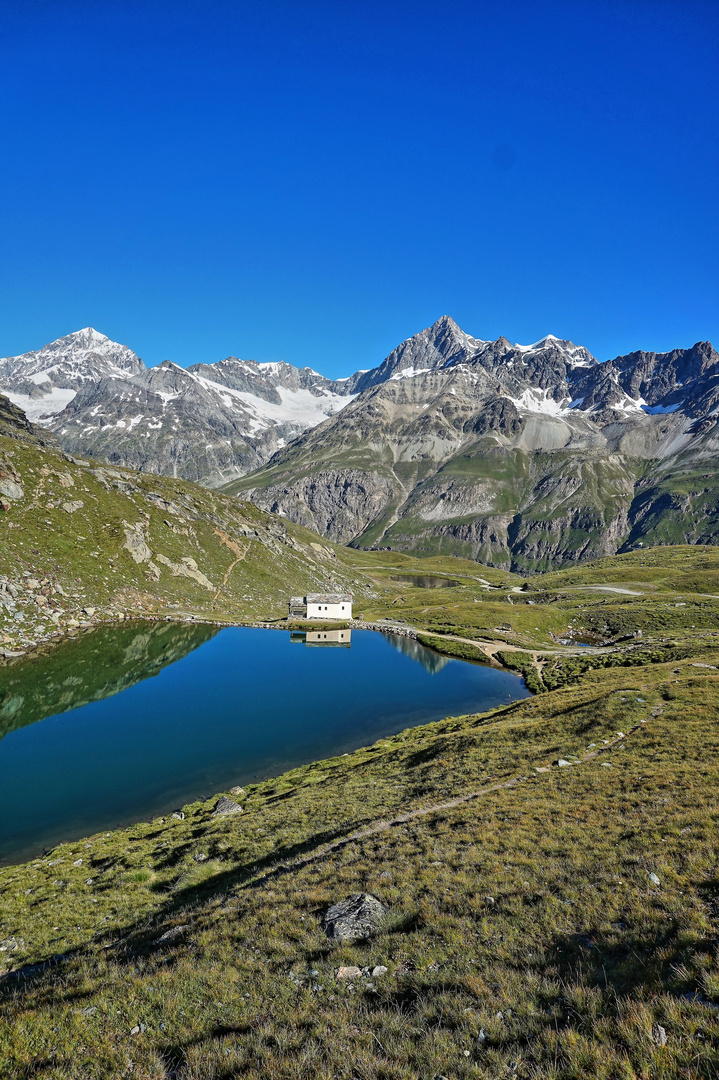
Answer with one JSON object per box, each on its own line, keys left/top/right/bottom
{"left": 1, "top": 405, "right": 718, "bottom": 1076}
{"left": 0, "top": 418, "right": 375, "bottom": 657}
{"left": 1, "top": 545, "right": 719, "bottom": 1076}
{"left": 0, "top": 623, "right": 717, "bottom": 1078}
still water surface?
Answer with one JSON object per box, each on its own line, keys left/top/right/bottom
{"left": 392, "top": 574, "right": 462, "bottom": 588}
{"left": 0, "top": 623, "right": 529, "bottom": 863}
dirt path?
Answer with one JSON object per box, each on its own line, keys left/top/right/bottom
{"left": 243, "top": 709, "right": 658, "bottom": 892}
{"left": 212, "top": 529, "right": 250, "bottom": 598}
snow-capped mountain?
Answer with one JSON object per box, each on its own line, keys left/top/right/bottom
{"left": 1, "top": 316, "right": 718, "bottom": 571}
{"left": 0, "top": 330, "right": 355, "bottom": 485}
{"left": 228, "top": 317, "right": 719, "bottom": 570}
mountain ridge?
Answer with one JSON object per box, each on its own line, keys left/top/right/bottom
{"left": 2, "top": 319, "right": 718, "bottom": 572}
{"left": 227, "top": 320, "right": 719, "bottom": 570}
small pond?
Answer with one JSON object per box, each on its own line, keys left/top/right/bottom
{"left": 392, "top": 574, "right": 463, "bottom": 589}
{"left": 0, "top": 623, "right": 529, "bottom": 863}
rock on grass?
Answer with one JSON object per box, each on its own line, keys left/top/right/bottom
{"left": 212, "top": 795, "right": 243, "bottom": 816}
{"left": 320, "top": 893, "right": 387, "bottom": 943}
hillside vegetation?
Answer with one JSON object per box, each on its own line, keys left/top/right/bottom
{"left": 1, "top": 399, "right": 718, "bottom": 1078}
{"left": 0, "top": 396, "right": 375, "bottom": 658}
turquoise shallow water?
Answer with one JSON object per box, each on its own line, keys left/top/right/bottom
{"left": 0, "top": 625, "right": 529, "bottom": 863}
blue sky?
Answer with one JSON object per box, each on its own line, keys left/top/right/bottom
{"left": 0, "top": 0, "right": 716, "bottom": 376}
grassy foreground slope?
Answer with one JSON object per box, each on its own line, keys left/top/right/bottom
{"left": 0, "top": 546, "right": 718, "bottom": 1077}
{"left": 0, "top": 629, "right": 717, "bottom": 1078}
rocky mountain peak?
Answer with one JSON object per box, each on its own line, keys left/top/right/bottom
{"left": 350, "top": 315, "right": 488, "bottom": 394}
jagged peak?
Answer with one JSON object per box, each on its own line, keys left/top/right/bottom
{"left": 427, "top": 314, "right": 462, "bottom": 333}
{"left": 72, "top": 326, "right": 109, "bottom": 342}
{"left": 514, "top": 333, "right": 597, "bottom": 366}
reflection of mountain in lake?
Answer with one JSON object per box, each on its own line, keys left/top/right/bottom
{"left": 0, "top": 621, "right": 219, "bottom": 740}
{"left": 385, "top": 633, "right": 451, "bottom": 674}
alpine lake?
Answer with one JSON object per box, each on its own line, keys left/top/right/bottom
{"left": 0, "top": 622, "right": 529, "bottom": 864}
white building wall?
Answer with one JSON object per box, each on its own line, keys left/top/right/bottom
{"left": 306, "top": 600, "right": 352, "bottom": 619}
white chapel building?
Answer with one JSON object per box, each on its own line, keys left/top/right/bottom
{"left": 288, "top": 593, "right": 353, "bottom": 619}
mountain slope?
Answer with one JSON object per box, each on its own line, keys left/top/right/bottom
{"left": 229, "top": 320, "right": 719, "bottom": 570}
{"left": 0, "top": 399, "right": 373, "bottom": 657}
{"left": 0, "top": 330, "right": 355, "bottom": 487}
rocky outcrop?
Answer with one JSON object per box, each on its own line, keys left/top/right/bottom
{"left": 246, "top": 469, "right": 399, "bottom": 545}
{"left": 211, "top": 796, "right": 243, "bottom": 816}
{"left": 0, "top": 394, "right": 57, "bottom": 448}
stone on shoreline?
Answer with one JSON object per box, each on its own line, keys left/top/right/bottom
{"left": 212, "top": 795, "right": 243, "bottom": 816}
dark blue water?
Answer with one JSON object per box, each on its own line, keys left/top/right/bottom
{"left": 0, "top": 626, "right": 528, "bottom": 863}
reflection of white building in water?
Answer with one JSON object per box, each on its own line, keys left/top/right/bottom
{"left": 288, "top": 594, "right": 353, "bottom": 619}
{"left": 289, "top": 629, "right": 352, "bottom": 648}
{"left": 307, "top": 629, "right": 351, "bottom": 647}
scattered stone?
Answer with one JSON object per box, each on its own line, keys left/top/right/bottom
{"left": 155, "top": 924, "right": 189, "bottom": 945}
{"left": 193, "top": 853, "right": 208, "bottom": 862}
{"left": 690, "top": 663, "right": 716, "bottom": 669}
{"left": 601, "top": 762, "right": 613, "bottom": 768}
{"left": 557, "top": 759, "right": 572, "bottom": 767}
{"left": 62, "top": 501, "right": 84, "bottom": 514}
{"left": 212, "top": 795, "right": 243, "bottom": 816}
{"left": 484, "top": 895, "right": 495, "bottom": 905}
{"left": 336, "top": 965, "right": 362, "bottom": 980}
{"left": 25, "top": 578, "right": 40, "bottom": 590}
{"left": 649, "top": 872, "right": 661, "bottom": 886}
{"left": 372, "top": 965, "right": 388, "bottom": 977}
{"left": 0, "top": 480, "right": 23, "bottom": 500}
{"left": 123, "top": 522, "right": 153, "bottom": 563}
{"left": 653, "top": 1023, "right": 668, "bottom": 1047}
{"left": 171, "top": 811, "right": 185, "bottom": 821}
{"left": 535, "top": 766, "right": 551, "bottom": 773}
{"left": 72, "top": 858, "right": 83, "bottom": 867}
{"left": 83, "top": 607, "right": 96, "bottom": 617}
{"left": 0, "top": 938, "right": 24, "bottom": 953}
{"left": 229, "top": 785, "right": 247, "bottom": 797}
{"left": 321, "top": 893, "right": 387, "bottom": 943}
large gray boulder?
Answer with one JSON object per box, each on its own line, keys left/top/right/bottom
{"left": 320, "top": 893, "right": 387, "bottom": 943}
{"left": 211, "top": 795, "right": 243, "bottom": 817}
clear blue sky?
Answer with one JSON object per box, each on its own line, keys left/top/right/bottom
{"left": 0, "top": 0, "right": 716, "bottom": 375}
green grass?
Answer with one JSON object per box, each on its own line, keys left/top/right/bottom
{"left": 0, "top": 431, "right": 378, "bottom": 654}
{"left": 3, "top": 422, "right": 719, "bottom": 1077}
{"left": 1, "top": 644, "right": 718, "bottom": 1078}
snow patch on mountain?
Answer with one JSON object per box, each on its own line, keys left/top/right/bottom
{"left": 508, "top": 388, "right": 573, "bottom": 416}
{"left": 390, "top": 367, "right": 432, "bottom": 381}
{"left": 3, "top": 387, "right": 78, "bottom": 423}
